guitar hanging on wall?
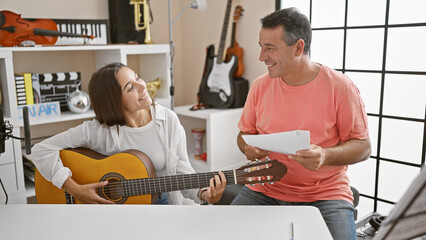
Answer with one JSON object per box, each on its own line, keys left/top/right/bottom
{"left": 198, "top": 0, "right": 237, "bottom": 109}
{"left": 226, "top": 5, "right": 244, "bottom": 78}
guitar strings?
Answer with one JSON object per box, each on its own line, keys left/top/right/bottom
{"left": 100, "top": 170, "right": 274, "bottom": 196}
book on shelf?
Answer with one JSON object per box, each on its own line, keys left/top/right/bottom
{"left": 15, "top": 72, "right": 41, "bottom": 105}
{"left": 23, "top": 73, "right": 34, "bottom": 105}
{"left": 14, "top": 73, "right": 27, "bottom": 105}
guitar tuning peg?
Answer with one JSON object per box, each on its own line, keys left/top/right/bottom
{"left": 266, "top": 176, "right": 271, "bottom": 181}
{"left": 265, "top": 156, "right": 271, "bottom": 161}
{"left": 269, "top": 182, "right": 274, "bottom": 185}
{"left": 250, "top": 184, "right": 256, "bottom": 186}
{"left": 244, "top": 168, "right": 251, "bottom": 173}
{"left": 260, "top": 183, "right": 264, "bottom": 186}
{"left": 258, "top": 177, "right": 261, "bottom": 181}
{"left": 256, "top": 166, "right": 260, "bottom": 171}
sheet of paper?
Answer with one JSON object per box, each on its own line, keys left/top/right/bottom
{"left": 242, "top": 130, "right": 310, "bottom": 155}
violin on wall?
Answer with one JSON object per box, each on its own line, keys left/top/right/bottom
{"left": 0, "top": 10, "right": 95, "bottom": 47}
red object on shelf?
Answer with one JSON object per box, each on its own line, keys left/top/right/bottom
{"left": 200, "top": 152, "right": 207, "bottom": 161}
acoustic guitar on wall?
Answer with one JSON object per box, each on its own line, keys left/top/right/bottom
{"left": 35, "top": 148, "right": 287, "bottom": 204}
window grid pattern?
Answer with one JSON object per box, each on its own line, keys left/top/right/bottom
{"left": 278, "top": 0, "right": 426, "bottom": 213}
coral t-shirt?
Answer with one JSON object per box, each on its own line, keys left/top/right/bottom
{"left": 238, "top": 65, "right": 369, "bottom": 204}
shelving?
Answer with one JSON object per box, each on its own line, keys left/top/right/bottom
{"left": 174, "top": 105, "right": 247, "bottom": 173}
{"left": 0, "top": 44, "right": 171, "bottom": 203}
{"left": 1, "top": 44, "right": 171, "bottom": 127}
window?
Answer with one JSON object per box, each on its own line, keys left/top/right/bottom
{"left": 278, "top": 0, "right": 426, "bottom": 218}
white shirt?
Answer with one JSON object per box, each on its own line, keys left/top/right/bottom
{"left": 120, "top": 121, "right": 166, "bottom": 176}
{"left": 30, "top": 103, "right": 202, "bottom": 204}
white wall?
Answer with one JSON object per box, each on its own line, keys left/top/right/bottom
{"left": 0, "top": 0, "right": 275, "bottom": 106}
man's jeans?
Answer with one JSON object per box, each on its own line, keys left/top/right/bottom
{"left": 231, "top": 186, "right": 356, "bottom": 240}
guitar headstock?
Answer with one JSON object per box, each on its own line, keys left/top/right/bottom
{"left": 234, "top": 158, "right": 287, "bottom": 185}
{"left": 233, "top": 5, "right": 244, "bottom": 22}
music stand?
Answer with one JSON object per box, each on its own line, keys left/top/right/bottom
{"left": 374, "top": 166, "right": 426, "bottom": 240}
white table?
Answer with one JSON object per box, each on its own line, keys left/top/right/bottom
{"left": 0, "top": 205, "right": 332, "bottom": 240}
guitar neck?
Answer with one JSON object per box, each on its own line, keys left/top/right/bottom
{"left": 123, "top": 170, "right": 236, "bottom": 197}
{"left": 217, "top": 0, "right": 233, "bottom": 64}
{"left": 230, "top": 21, "right": 237, "bottom": 47}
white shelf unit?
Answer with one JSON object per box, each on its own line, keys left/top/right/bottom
{"left": 0, "top": 44, "right": 171, "bottom": 203}
{"left": 174, "top": 105, "right": 247, "bottom": 173}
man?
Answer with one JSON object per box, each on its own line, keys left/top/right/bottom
{"left": 232, "top": 8, "right": 371, "bottom": 240}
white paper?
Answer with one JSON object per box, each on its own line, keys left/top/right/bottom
{"left": 242, "top": 130, "right": 310, "bottom": 155}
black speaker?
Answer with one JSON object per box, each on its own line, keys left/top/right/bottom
{"left": 231, "top": 78, "right": 249, "bottom": 108}
{"left": 108, "top": 0, "right": 146, "bottom": 44}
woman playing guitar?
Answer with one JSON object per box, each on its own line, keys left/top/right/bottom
{"left": 30, "top": 63, "right": 226, "bottom": 205}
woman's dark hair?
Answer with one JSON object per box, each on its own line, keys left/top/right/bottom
{"left": 261, "top": 7, "right": 312, "bottom": 54}
{"left": 89, "top": 62, "right": 127, "bottom": 126}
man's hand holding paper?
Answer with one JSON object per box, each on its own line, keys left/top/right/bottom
{"left": 241, "top": 130, "right": 328, "bottom": 171}
{"left": 288, "top": 144, "right": 327, "bottom": 171}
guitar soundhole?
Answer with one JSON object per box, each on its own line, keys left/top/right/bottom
{"left": 99, "top": 173, "right": 128, "bottom": 204}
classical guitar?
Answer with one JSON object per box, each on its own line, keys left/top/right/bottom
{"left": 199, "top": 0, "right": 237, "bottom": 109}
{"left": 35, "top": 148, "right": 287, "bottom": 204}
{"left": 226, "top": 5, "right": 244, "bottom": 78}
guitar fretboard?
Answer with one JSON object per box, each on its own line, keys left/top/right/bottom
{"left": 123, "top": 170, "right": 236, "bottom": 197}
{"left": 217, "top": 0, "right": 233, "bottom": 64}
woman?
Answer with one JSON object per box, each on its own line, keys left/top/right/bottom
{"left": 31, "top": 62, "right": 226, "bottom": 204}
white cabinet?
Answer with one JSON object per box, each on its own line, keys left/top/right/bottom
{"left": 174, "top": 105, "right": 247, "bottom": 173}
{"left": 0, "top": 44, "right": 171, "bottom": 203}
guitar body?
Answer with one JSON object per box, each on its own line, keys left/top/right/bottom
{"left": 35, "top": 148, "right": 156, "bottom": 204}
{"left": 199, "top": 43, "right": 238, "bottom": 109}
{"left": 202, "top": 55, "right": 237, "bottom": 108}
{"left": 226, "top": 44, "right": 244, "bottom": 78}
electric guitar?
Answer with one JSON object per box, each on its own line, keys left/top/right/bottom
{"left": 35, "top": 148, "right": 287, "bottom": 204}
{"left": 199, "top": 0, "right": 237, "bottom": 108}
{"left": 226, "top": 5, "right": 244, "bottom": 78}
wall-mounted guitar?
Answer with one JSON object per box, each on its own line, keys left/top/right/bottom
{"left": 0, "top": 10, "right": 95, "bottom": 47}
{"left": 34, "top": 148, "right": 287, "bottom": 204}
{"left": 198, "top": 0, "right": 237, "bottom": 109}
{"left": 226, "top": 5, "right": 244, "bottom": 78}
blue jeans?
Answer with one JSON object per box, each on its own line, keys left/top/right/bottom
{"left": 231, "top": 186, "right": 356, "bottom": 240}
{"left": 155, "top": 193, "right": 169, "bottom": 204}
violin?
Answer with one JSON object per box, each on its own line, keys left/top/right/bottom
{"left": 0, "top": 10, "right": 95, "bottom": 47}
{"left": 225, "top": 5, "right": 244, "bottom": 78}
